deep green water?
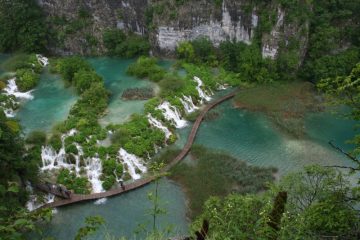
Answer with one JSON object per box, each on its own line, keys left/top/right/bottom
{"left": 5, "top": 56, "right": 357, "bottom": 239}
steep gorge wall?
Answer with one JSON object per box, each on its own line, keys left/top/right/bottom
{"left": 38, "top": 0, "right": 309, "bottom": 62}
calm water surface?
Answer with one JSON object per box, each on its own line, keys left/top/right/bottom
{"left": 176, "top": 100, "right": 357, "bottom": 175}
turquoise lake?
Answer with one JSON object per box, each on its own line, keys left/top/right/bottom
{"left": 176, "top": 100, "right": 357, "bottom": 175}
{"left": 2, "top": 56, "right": 357, "bottom": 239}
{"left": 16, "top": 70, "right": 78, "bottom": 134}
{"left": 32, "top": 179, "right": 188, "bottom": 239}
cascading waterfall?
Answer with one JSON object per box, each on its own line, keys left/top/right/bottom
{"left": 193, "top": 76, "right": 212, "bottom": 103}
{"left": 147, "top": 113, "right": 172, "bottom": 139}
{"left": 4, "top": 78, "right": 34, "bottom": 100}
{"left": 84, "top": 156, "right": 104, "bottom": 193}
{"left": 2, "top": 55, "right": 48, "bottom": 117}
{"left": 41, "top": 129, "right": 77, "bottom": 171}
{"left": 36, "top": 54, "right": 49, "bottom": 67}
{"left": 118, "top": 148, "right": 147, "bottom": 180}
{"left": 179, "top": 95, "right": 198, "bottom": 113}
{"left": 156, "top": 101, "right": 187, "bottom": 128}
{"left": 40, "top": 129, "right": 104, "bottom": 193}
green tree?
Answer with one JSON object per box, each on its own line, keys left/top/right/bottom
{"left": 0, "top": 112, "right": 51, "bottom": 239}
{"left": 0, "top": 0, "right": 48, "bottom": 52}
{"left": 176, "top": 41, "right": 195, "bottom": 62}
{"left": 56, "top": 57, "right": 91, "bottom": 83}
{"left": 276, "top": 165, "right": 359, "bottom": 239}
{"left": 103, "top": 29, "right": 150, "bottom": 57}
{"left": 73, "top": 70, "right": 102, "bottom": 94}
{"left": 193, "top": 165, "right": 359, "bottom": 239}
{"left": 15, "top": 68, "right": 40, "bottom": 92}
{"left": 318, "top": 63, "right": 360, "bottom": 172}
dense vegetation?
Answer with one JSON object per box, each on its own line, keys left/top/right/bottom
{"left": 0, "top": 54, "right": 42, "bottom": 91}
{"left": 108, "top": 114, "right": 165, "bottom": 158}
{"left": 318, "top": 63, "right": 360, "bottom": 173}
{"left": 0, "top": 0, "right": 47, "bottom": 53}
{"left": 0, "top": 112, "right": 51, "bottom": 239}
{"left": 193, "top": 165, "right": 360, "bottom": 239}
{"left": 103, "top": 29, "right": 150, "bottom": 58}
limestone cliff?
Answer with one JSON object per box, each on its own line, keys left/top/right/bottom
{"left": 38, "top": 0, "right": 309, "bottom": 62}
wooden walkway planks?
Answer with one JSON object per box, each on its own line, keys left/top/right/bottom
{"left": 42, "top": 89, "right": 239, "bottom": 208}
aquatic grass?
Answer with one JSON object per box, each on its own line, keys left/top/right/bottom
{"left": 170, "top": 145, "right": 277, "bottom": 218}
{"left": 234, "top": 81, "right": 320, "bottom": 137}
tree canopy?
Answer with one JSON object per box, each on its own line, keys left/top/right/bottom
{"left": 0, "top": 0, "right": 48, "bottom": 53}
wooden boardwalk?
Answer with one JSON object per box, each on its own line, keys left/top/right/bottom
{"left": 43, "top": 89, "right": 239, "bottom": 208}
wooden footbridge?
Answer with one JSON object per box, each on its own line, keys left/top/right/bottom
{"left": 42, "top": 89, "right": 239, "bottom": 208}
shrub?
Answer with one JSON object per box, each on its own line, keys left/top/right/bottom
{"left": 126, "top": 56, "right": 166, "bottom": 82}
{"left": 49, "top": 133, "right": 62, "bottom": 151}
{"left": 55, "top": 57, "right": 91, "bottom": 83}
{"left": 102, "top": 175, "right": 116, "bottom": 190}
{"left": 73, "top": 69, "right": 102, "bottom": 94}
{"left": 65, "top": 144, "right": 78, "bottom": 155}
{"left": 57, "top": 168, "right": 90, "bottom": 194}
{"left": 158, "top": 74, "right": 186, "bottom": 96}
{"left": 103, "top": 29, "right": 150, "bottom": 57}
{"left": 15, "top": 68, "right": 40, "bottom": 91}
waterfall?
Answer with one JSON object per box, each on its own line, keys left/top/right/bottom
{"left": 84, "top": 156, "right": 104, "bottom": 193}
{"left": 179, "top": 95, "right": 198, "bottom": 113}
{"left": 156, "top": 101, "right": 187, "bottom": 128}
{"left": 118, "top": 148, "right": 147, "bottom": 180}
{"left": 36, "top": 54, "right": 49, "bottom": 67}
{"left": 40, "top": 129, "right": 104, "bottom": 193}
{"left": 147, "top": 113, "right": 172, "bottom": 139}
{"left": 4, "top": 78, "right": 34, "bottom": 100}
{"left": 193, "top": 76, "right": 211, "bottom": 103}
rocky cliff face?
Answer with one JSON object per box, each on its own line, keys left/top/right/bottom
{"left": 38, "top": 0, "right": 308, "bottom": 62}
{"left": 37, "top": 0, "right": 148, "bottom": 55}
{"left": 152, "top": 0, "right": 258, "bottom": 53}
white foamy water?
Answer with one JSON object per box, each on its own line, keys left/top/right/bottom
{"left": 193, "top": 76, "right": 211, "bottom": 103}
{"left": 36, "top": 54, "right": 49, "bottom": 67}
{"left": 179, "top": 95, "right": 198, "bottom": 113}
{"left": 84, "top": 156, "right": 104, "bottom": 193}
{"left": 147, "top": 113, "right": 172, "bottom": 139}
{"left": 156, "top": 101, "right": 187, "bottom": 128}
{"left": 4, "top": 78, "right": 34, "bottom": 100}
{"left": 94, "top": 198, "right": 107, "bottom": 205}
{"left": 41, "top": 129, "right": 104, "bottom": 193}
{"left": 118, "top": 148, "right": 147, "bottom": 180}
{"left": 3, "top": 108, "right": 15, "bottom": 118}
{"left": 26, "top": 183, "right": 55, "bottom": 211}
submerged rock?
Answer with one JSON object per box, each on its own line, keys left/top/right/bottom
{"left": 121, "top": 87, "right": 154, "bottom": 100}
